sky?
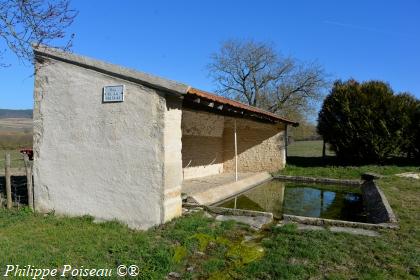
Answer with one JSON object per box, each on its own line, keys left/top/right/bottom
{"left": 0, "top": 0, "right": 419, "bottom": 110}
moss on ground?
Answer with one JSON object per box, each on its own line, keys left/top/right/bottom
{"left": 1, "top": 172, "right": 418, "bottom": 280}
{"left": 0, "top": 140, "right": 419, "bottom": 279}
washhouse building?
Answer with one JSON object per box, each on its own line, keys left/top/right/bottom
{"left": 32, "top": 46, "right": 298, "bottom": 229}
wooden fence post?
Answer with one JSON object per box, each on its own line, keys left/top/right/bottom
{"left": 5, "top": 153, "right": 12, "bottom": 209}
{"left": 23, "top": 154, "right": 34, "bottom": 210}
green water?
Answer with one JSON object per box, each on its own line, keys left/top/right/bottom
{"left": 215, "top": 180, "right": 367, "bottom": 222}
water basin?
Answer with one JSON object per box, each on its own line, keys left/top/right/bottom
{"left": 214, "top": 180, "right": 367, "bottom": 223}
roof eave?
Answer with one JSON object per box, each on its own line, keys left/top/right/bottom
{"left": 33, "top": 46, "right": 299, "bottom": 126}
{"left": 186, "top": 88, "right": 299, "bottom": 126}
{"left": 33, "top": 45, "right": 190, "bottom": 96}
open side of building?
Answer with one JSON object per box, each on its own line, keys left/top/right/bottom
{"left": 33, "top": 46, "right": 298, "bottom": 229}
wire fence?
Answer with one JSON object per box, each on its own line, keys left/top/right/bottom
{"left": 0, "top": 151, "right": 26, "bottom": 169}
{"left": 0, "top": 152, "right": 33, "bottom": 209}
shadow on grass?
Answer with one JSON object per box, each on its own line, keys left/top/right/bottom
{"left": 0, "top": 175, "right": 28, "bottom": 205}
{"left": 286, "top": 156, "right": 339, "bottom": 167}
{"left": 287, "top": 156, "right": 419, "bottom": 168}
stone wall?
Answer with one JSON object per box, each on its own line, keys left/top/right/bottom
{"left": 362, "top": 181, "right": 397, "bottom": 224}
{"left": 181, "top": 110, "right": 287, "bottom": 179}
{"left": 223, "top": 118, "right": 286, "bottom": 172}
{"left": 181, "top": 109, "right": 225, "bottom": 179}
{"left": 33, "top": 57, "right": 170, "bottom": 229}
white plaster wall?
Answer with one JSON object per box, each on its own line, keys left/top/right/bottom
{"left": 181, "top": 109, "right": 224, "bottom": 180}
{"left": 162, "top": 96, "right": 183, "bottom": 222}
{"left": 33, "top": 58, "right": 166, "bottom": 229}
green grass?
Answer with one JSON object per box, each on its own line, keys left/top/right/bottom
{"left": 288, "top": 140, "right": 335, "bottom": 157}
{"left": 0, "top": 149, "right": 26, "bottom": 170}
{"left": 278, "top": 162, "right": 418, "bottom": 179}
{"left": 284, "top": 140, "right": 418, "bottom": 179}
{"left": 0, "top": 117, "right": 33, "bottom": 169}
{"left": 0, "top": 141, "right": 419, "bottom": 279}
{"left": 0, "top": 131, "right": 32, "bottom": 151}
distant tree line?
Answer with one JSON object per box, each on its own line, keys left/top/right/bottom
{"left": 317, "top": 80, "right": 419, "bottom": 163}
{"left": 290, "top": 121, "right": 321, "bottom": 141}
{"left": 0, "top": 109, "right": 33, "bottom": 118}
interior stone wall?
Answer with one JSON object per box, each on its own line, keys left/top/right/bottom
{"left": 223, "top": 118, "right": 286, "bottom": 173}
{"left": 181, "top": 108, "right": 287, "bottom": 179}
{"left": 181, "top": 109, "right": 225, "bottom": 179}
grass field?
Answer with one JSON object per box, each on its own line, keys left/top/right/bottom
{"left": 0, "top": 149, "right": 26, "bottom": 170}
{"left": 0, "top": 141, "right": 419, "bottom": 279}
{"left": 0, "top": 117, "right": 32, "bottom": 170}
{"left": 288, "top": 140, "right": 335, "bottom": 157}
{"left": 0, "top": 118, "right": 32, "bottom": 133}
{"left": 285, "top": 140, "right": 419, "bottom": 179}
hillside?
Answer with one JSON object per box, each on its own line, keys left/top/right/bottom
{"left": 0, "top": 110, "right": 33, "bottom": 151}
{"left": 0, "top": 109, "right": 33, "bottom": 119}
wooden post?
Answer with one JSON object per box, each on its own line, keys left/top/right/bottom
{"left": 5, "top": 153, "right": 12, "bottom": 209}
{"left": 23, "top": 154, "right": 34, "bottom": 210}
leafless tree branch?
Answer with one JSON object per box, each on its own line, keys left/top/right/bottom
{"left": 0, "top": 0, "right": 77, "bottom": 66}
{"left": 208, "top": 39, "right": 330, "bottom": 119}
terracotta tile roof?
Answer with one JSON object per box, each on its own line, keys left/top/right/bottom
{"left": 186, "top": 87, "right": 299, "bottom": 126}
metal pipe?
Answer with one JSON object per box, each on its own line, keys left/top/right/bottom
{"left": 285, "top": 124, "right": 288, "bottom": 158}
{"left": 234, "top": 119, "right": 238, "bottom": 182}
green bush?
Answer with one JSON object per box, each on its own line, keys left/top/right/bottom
{"left": 413, "top": 104, "right": 420, "bottom": 158}
{"left": 394, "top": 93, "right": 419, "bottom": 158}
{"left": 317, "top": 79, "right": 419, "bottom": 163}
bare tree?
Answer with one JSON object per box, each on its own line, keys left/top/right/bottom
{"left": 0, "top": 0, "right": 77, "bottom": 66}
{"left": 208, "top": 39, "right": 328, "bottom": 117}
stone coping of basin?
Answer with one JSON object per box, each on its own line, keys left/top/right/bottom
{"left": 190, "top": 172, "right": 273, "bottom": 205}
{"left": 183, "top": 204, "right": 274, "bottom": 230}
{"left": 184, "top": 175, "right": 399, "bottom": 230}
{"left": 206, "top": 206, "right": 274, "bottom": 219}
{"left": 283, "top": 214, "right": 398, "bottom": 229}
{"left": 183, "top": 203, "right": 273, "bottom": 219}
{"left": 363, "top": 180, "right": 398, "bottom": 224}
{"left": 183, "top": 202, "right": 398, "bottom": 230}
{"left": 273, "top": 175, "right": 363, "bottom": 186}
{"left": 375, "top": 182, "right": 398, "bottom": 224}
{"left": 184, "top": 202, "right": 398, "bottom": 230}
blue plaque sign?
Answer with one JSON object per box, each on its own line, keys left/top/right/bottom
{"left": 103, "top": 85, "right": 124, "bottom": 102}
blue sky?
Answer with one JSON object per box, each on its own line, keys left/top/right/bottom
{"left": 1, "top": 0, "right": 419, "bottom": 109}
